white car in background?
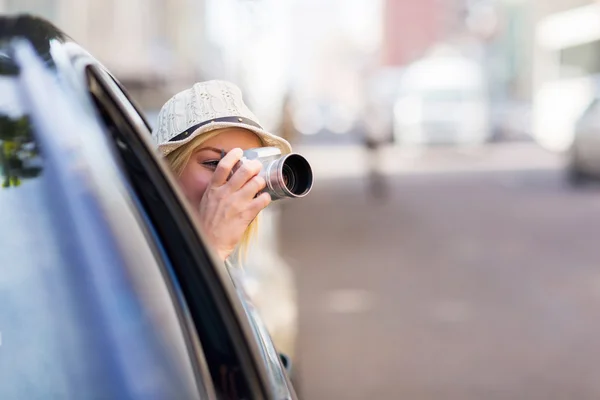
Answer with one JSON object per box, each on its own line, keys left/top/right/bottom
{"left": 393, "top": 52, "right": 491, "bottom": 146}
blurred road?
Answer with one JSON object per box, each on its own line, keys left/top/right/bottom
{"left": 280, "top": 143, "right": 600, "bottom": 400}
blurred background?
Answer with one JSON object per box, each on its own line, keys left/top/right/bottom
{"left": 6, "top": 0, "right": 600, "bottom": 398}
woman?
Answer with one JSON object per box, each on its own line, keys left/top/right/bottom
{"left": 152, "top": 80, "right": 292, "bottom": 263}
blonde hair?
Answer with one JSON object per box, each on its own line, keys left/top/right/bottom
{"left": 165, "top": 129, "right": 260, "bottom": 263}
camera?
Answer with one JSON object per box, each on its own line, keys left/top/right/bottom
{"left": 235, "top": 147, "right": 313, "bottom": 201}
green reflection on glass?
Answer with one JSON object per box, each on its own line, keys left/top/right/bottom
{"left": 0, "top": 114, "right": 42, "bottom": 188}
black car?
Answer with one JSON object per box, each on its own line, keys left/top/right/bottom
{"left": 0, "top": 15, "right": 297, "bottom": 400}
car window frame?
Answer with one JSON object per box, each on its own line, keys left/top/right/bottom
{"left": 85, "top": 64, "right": 272, "bottom": 398}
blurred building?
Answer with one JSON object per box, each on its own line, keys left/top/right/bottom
{"left": 381, "top": 0, "right": 466, "bottom": 66}
{"left": 382, "top": 0, "right": 532, "bottom": 93}
{"left": 0, "top": 0, "right": 208, "bottom": 111}
{"left": 531, "top": 0, "right": 600, "bottom": 151}
{"left": 532, "top": 0, "right": 598, "bottom": 92}
{"left": 534, "top": 0, "right": 593, "bottom": 15}
{"left": 494, "top": 0, "right": 534, "bottom": 101}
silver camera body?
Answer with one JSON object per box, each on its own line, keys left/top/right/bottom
{"left": 240, "top": 147, "right": 313, "bottom": 201}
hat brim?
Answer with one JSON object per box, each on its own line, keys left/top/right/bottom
{"left": 157, "top": 121, "right": 293, "bottom": 157}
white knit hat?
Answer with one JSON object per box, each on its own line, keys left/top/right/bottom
{"left": 152, "top": 80, "right": 292, "bottom": 156}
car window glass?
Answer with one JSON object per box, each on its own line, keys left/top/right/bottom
{"left": 0, "top": 54, "right": 201, "bottom": 399}
{"left": 227, "top": 265, "right": 295, "bottom": 399}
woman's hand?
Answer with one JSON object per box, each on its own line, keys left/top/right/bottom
{"left": 197, "top": 148, "right": 271, "bottom": 261}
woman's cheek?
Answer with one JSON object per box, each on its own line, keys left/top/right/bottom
{"left": 179, "top": 167, "right": 211, "bottom": 207}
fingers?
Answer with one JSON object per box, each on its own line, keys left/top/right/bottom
{"left": 226, "top": 158, "right": 263, "bottom": 192}
{"left": 211, "top": 148, "right": 244, "bottom": 186}
{"left": 246, "top": 192, "right": 271, "bottom": 218}
{"left": 238, "top": 175, "right": 267, "bottom": 200}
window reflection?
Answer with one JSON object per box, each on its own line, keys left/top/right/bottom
{"left": 0, "top": 114, "right": 42, "bottom": 188}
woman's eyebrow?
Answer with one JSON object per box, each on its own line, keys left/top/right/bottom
{"left": 195, "top": 146, "right": 224, "bottom": 156}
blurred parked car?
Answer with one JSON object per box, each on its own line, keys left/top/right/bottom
{"left": 568, "top": 88, "right": 600, "bottom": 184}
{"left": 393, "top": 49, "right": 491, "bottom": 147}
{"left": 0, "top": 14, "right": 297, "bottom": 400}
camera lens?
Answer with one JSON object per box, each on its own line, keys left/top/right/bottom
{"left": 282, "top": 164, "right": 297, "bottom": 193}
{"left": 281, "top": 154, "right": 313, "bottom": 197}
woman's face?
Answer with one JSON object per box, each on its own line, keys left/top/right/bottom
{"left": 178, "top": 128, "right": 262, "bottom": 209}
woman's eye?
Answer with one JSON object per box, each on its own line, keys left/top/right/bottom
{"left": 202, "top": 160, "right": 219, "bottom": 169}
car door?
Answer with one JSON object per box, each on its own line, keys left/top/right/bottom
{"left": 62, "top": 43, "right": 298, "bottom": 400}
{"left": 0, "top": 39, "right": 207, "bottom": 399}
